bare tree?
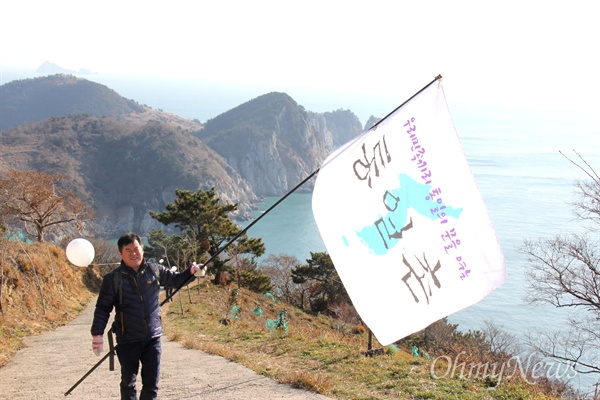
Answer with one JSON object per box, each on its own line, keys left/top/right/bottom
{"left": 482, "top": 320, "right": 521, "bottom": 356}
{"left": 260, "top": 254, "right": 311, "bottom": 309}
{"left": 0, "top": 170, "right": 94, "bottom": 242}
{"left": 521, "top": 150, "right": 600, "bottom": 381}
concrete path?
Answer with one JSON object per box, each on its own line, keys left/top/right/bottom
{"left": 0, "top": 298, "right": 332, "bottom": 400}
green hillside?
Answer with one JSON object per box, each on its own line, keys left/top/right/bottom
{"left": 0, "top": 74, "right": 145, "bottom": 131}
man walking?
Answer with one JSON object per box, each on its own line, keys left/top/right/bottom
{"left": 91, "top": 232, "right": 202, "bottom": 400}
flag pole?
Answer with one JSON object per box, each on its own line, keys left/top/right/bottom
{"left": 186, "top": 74, "right": 443, "bottom": 285}
{"left": 199, "top": 76, "right": 442, "bottom": 259}
{"left": 65, "top": 75, "right": 443, "bottom": 395}
{"left": 368, "top": 74, "right": 442, "bottom": 131}
{"left": 64, "top": 352, "right": 112, "bottom": 396}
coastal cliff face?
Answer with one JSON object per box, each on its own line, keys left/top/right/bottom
{"left": 0, "top": 77, "right": 365, "bottom": 237}
{"left": 0, "top": 112, "right": 259, "bottom": 237}
{"left": 196, "top": 92, "right": 364, "bottom": 196}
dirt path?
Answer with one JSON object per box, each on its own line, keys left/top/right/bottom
{"left": 0, "top": 298, "right": 333, "bottom": 400}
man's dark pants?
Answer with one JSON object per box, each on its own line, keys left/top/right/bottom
{"left": 116, "top": 338, "right": 162, "bottom": 400}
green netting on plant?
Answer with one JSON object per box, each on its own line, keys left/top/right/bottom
{"left": 266, "top": 310, "right": 288, "bottom": 335}
{"left": 386, "top": 344, "right": 399, "bottom": 354}
{"left": 228, "top": 305, "right": 239, "bottom": 320}
{"left": 265, "top": 292, "right": 278, "bottom": 302}
{"left": 252, "top": 306, "right": 263, "bottom": 317}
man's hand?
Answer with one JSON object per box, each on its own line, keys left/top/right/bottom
{"left": 92, "top": 335, "right": 103, "bottom": 356}
{"left": 190, "top": 262, "right": 206, "bottom": 276}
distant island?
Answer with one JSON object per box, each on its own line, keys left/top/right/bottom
{"left": 36, "top": 60, "right": 94, "bottom": 75}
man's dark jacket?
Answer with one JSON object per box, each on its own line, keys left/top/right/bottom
{"left": 91, "top": 260, "right": 193, "bottom": 344}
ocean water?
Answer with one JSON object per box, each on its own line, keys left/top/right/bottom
{"left": 242, "top": 157, "right": 576, "bottom": 337}
{"left": 2, "top": 71, "right": 599, "bottom": 393}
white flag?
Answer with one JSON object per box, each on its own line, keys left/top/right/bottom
{"left": 312, "top": 78, "right": 506, "bottom": 346}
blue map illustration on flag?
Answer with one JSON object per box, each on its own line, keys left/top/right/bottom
{"left": 351, "top": 174, "right": 463, "bottom": 255}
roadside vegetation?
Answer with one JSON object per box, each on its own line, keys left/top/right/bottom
{"left": 0, "top": 238, "right": 573, "bottom": 399}
{"left": 0, "top": 240, "right": 98, "bottom": 366}
{"left": 161, "top": 278, "right": 574, "bottom": 400}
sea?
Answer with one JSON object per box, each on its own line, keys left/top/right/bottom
{"left": 2, "top": 70, "right": 599, "bottom": 393}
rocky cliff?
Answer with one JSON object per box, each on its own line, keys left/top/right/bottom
{"left": 196, "top": 92, "right": 364, "bottom": 196}
{"left": 0, "top": 114, "right": 258, "bottom": 237}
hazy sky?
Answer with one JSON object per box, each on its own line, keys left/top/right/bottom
{"left": 1, "top": 0, "right": 599, "bottom": 126}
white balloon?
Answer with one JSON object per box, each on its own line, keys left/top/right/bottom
{"left": 66, "top": 238, "right": 95, "bottom": 267}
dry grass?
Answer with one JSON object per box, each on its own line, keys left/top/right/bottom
{"left": 0, "top": 240, "right": 99, "bottom": 367}
{"left": 162, "top": 282, "right": 564, "bottom": 400}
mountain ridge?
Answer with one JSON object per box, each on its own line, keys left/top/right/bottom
{"left": 0, "top": 74, "right": 144, "bottom": 131}
{"left": 0, "top": 74, "right": 366, "bottom": 238}
{"left": 197, "top": 92, "right": 363, "bottom": 195}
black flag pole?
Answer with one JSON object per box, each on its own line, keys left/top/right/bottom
{"left": 65, "top": 74, "right": 443, "bottom": 395}
{"left": 316, "top": 75, "right": 443, "bottom": 174}
{"left": 65, "top": 169, "right": 320, "bottom": 396}
{"left": 369, "top": 74, "right": 442, "bottom": 131}
{"left": 64, "top": 352, "right": 111, "bottom": 396}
